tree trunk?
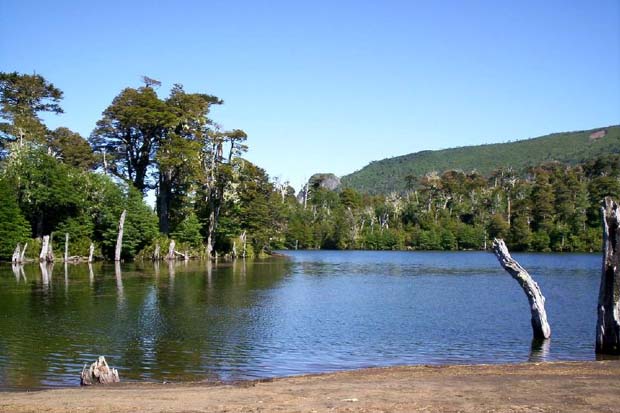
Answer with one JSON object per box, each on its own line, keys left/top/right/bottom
{"left": 12, "top": 244, "right": 21, "bottom": 264}
{"left": 88, "top": 243, "right": 95, "bottom": 263}
{"left": 47, "top": 235, "right": 54, "bottom": 262}
{"left": 80, "top": 356, "right": 120, "bottom": 386}
{"left": 596, "top": 197, "right": 620, "bottom": 354}
{"left": 39, "top": 235, "right": 53, "bottom": 262}
{"left": 20, "top": 242, "right": 27, "bottom": 263}
{"left": 240, "top": 230, "right": 247, "bottom": 258}
{"left": 206, "top": 201, "right": 221, "bottom": 258}
{"left": 153, "top": 242, "right": 160, "bottom": 261}
{"left": 64, "top": 233, "right": 69, "bottom": 262}
{"left": 167, "top": 239, "right": 176, "bottom": 261}
{"left": 492, "top": 238, "right": 551, "bottom": 339}
{"left": 114, "top": 210, "right": 126, "bottom": 262}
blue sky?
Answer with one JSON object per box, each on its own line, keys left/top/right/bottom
{"left": 1, "top": 0, "right": 619, "bottom": 191}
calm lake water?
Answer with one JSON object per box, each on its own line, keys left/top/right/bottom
{"left": 0, "top": 250, "right": 605, "bottom": 389}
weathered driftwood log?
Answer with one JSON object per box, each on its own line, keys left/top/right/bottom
{"left": 492, "top": 238, "right": 551, "bottom": 339}
{"left": 173, "top": 249, "right": 189, "bottom": 261}
{"left": 80, "top": 356, "right": 120, "bottom": 386}
{"left": 114, "top": 210, "right": 126, "bottom": 262}
{"left": 596, "top": 197, "right": 620, "bottom": 354}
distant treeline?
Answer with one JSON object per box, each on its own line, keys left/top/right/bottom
{"left": 0, "top": 71, "right": 618, "bottom": 260}
{"left": 290, "top": 156, "right": 619, "bottom": 252}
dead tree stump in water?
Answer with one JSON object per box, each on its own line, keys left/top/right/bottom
{"left": 114, "top": 210, "right": 126, "bottom": 262}
{"left": 64, "top": 233, "right": 69, "bottom": 262}
{"left": 39, "top": 235, "right": 54, "bottom": 262}
{"left": 88, "top": 243, "right": 95, "bottom": 263}
{"left": 492, "top": 238, "right": 551, "bottom": 339}
{"left": 153, "top": 242, "right": 161, "bottom": 261}
{"left": 11, "top": 244, "right": 21, "bottom": 264}
{"left": 596, "top": 197, "right": 620, "bottom": 354}
{"left": 80, "top": 356, "right": 120, "bottom": 386}
{"left": 167, "top": 239, "right": 176, "bottom": 260}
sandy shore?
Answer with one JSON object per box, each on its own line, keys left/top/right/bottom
{"left": 1, "top": 361, "right": 620, "bottom": 412}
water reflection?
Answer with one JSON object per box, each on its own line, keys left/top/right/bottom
{"left": 88, "top": 263, "right": 94, "bottom": 286}
{"left": 529, "top": 338, "right": 551, "bottom": 362}
{"left": 39, "top": 262, "right": 53, "bottom": 292}
{"left": 115, "top": 261, "right": 124, "bottom": 304}
{"left": 11, "top": 264, "right": 25, "bottom": 283}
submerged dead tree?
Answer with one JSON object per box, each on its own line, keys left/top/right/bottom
{"left": 596, "top": 197, "right": 620, "bottom": 354}
{"left": 167, "top": 239, "right": 175, "bottom": 260}
{"left": 114, "top": 210, "right": 126, "bottom": 262}
{"left": 11, "top": 244, "right": 21, "bottom": 264}
{"left": 492, "top": 238, "right": 551, "bottom": 339}
{"left": 39, "top": 235, "right": 54, "bottom": 263}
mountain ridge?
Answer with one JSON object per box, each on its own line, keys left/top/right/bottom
{"left": 340, "top": 125, "right": 620, "bottom": 194}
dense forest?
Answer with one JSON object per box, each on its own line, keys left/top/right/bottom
{"left": 0, "top": 71, "right": 618, "bottom": 261}
{"left": 341, "top": 125, "right": 620, "bottom": 194}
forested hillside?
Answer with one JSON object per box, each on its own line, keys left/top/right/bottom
{"left": 341, "top": 126, "right": 620, "bottom": 194}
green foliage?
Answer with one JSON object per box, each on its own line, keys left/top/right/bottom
{"left": 100, "top": 187, "right": 158, "bottom": 260}
{"left": 0, "top": 71, "right": 63, "bottom": 149}
{"left": 47, "top": 127, "right": 96, "bottom": 170}
{"left": 3, "top": 146, "right": 86, "bottom": 236}
{"left": 171, "top": 212, "right": 203, "bottom": 248}
{"left": 0, "top": 178, "right": 31, "bottom": 259}
{"left": 53, "top": 215, "right": 95, "bottom": 257}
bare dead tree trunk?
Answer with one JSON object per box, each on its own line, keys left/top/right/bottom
{"left": 240, "top": 230, "right": 247, "bottom": 258}
{"left": 596, "top": 197, "right": 620, "bottom": 354}
{"left": 88, "top": 243, "right": 95, "bottom": 263}
{"left": 167, "top": 239, "right": 176, "bottom": 261}
{"left": 492, "top": 238, "right": 551, "bottom": 339}
{"left": 39, "top": 235, "right": 54, "bottom": 262}
{"left": 153, "top": 242, "right": 160, "bottom": 261}
{"left": 12, "top": 244, "right": 21, "bottom": 264}
{"left": 20, "top": 242, "right": 27, "bottom": 263}
{"left": 80, "top": 356, "right": 120, "bottom": 386}
{"left": 64, "top": 233, "right": 69, "bottom": 262}
{"left": 114, "top": 210, "right": 126, "bottom": 262}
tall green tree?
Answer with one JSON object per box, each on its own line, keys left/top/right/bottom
{"left": 157, "top": 84, "right": 221, "bottom": 234}
{"left": 89, "top": 85, "right": 177, "bottom": 193}
{"left": 0, "top": 72, "right": 63, "bottom": 151}
{"left": 47, "top": 127, "right": 96, "bottom": 170}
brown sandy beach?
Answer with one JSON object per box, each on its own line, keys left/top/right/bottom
{"left": 1, "top": 360, "right": 619, "bottom": 413}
